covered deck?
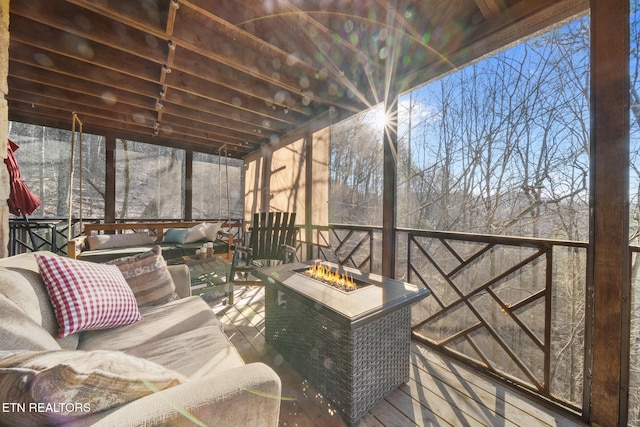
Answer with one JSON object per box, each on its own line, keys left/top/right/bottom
{"left": 1, "top": 1, "right": 635, "bottom": 426}
{"left": 219, "top": 285, "right": 586, "bottom": 427}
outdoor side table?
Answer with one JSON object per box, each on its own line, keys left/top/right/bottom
{"left": 166, "top": 255, "right": 232, "bottom": 298}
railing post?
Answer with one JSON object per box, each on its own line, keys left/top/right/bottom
{"left": 544, "top": 247, "right": 552, "bottom": 395}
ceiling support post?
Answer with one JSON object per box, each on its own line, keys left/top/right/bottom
{"left": 381, "top": 1, "right": 401, "bottom": 279}
{"left": 587, "top": 0, "right": 630, "bottom": 425}
{"left": 104, "top": 135, "right": 116, "bottom": 224}
{"left": 382, "top": 92, "right": 399, "bottom": 278}
{"left": 184, "top": 148, "right": 192, "bottom": 221}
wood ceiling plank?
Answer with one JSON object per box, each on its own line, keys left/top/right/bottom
{"left": 170, "top": 47, "right": 310, "bottom": 115}
{"left": 162, "top": 114, "right": 260, "bottom": 145}
{"left": 161, "top": 101, "right": 276, "bottom": 139}
{"left": 226, "top": 0, "right": 384, "bottom": 109}
{"left": 163, "top": 70, "right": 304, "bottom": 126}
{"left": 9, "top": 89, "right": 157, "bottom": 129}
{"left": 8, "top": 67, "right": 154, "bottom": 108}
{"left": 155, "top": 115, "right": 258, "bottom": 149}
{"left": 474, "top": 0, "right": 504, "bottom": 19}
{"left": 9, "top": 78, "right": 262, "bottom": 151}
{"left": 7, "top": 0, "right": 589, "bottom": 157}
{"left": 173, "top": 1, "right": 361, "bottom": 112}
{"left": 67, "top": 0, "right": 171, "bottom": 35}
{"left": 9, "top": 100, "right": 151, "bottom": 134}
{"left": 11, "top": 15, "right": 161, "bottom": 83}
{"left": 8, "top": 72, "right": 156, "bottom": 112}
{"left": 8, "top": 41, "right": 161, "bottom": 99}
{"left": 8, "top": 101, "right": 248, "bottom": 157}
{"left": 11, "top": 0, "right": 168, "bottom": 64}
{"left": 9, "top": 110, "right": 243, "bottom": 156}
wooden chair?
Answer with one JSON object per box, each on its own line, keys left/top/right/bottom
{"left": 229, "top": 212, "right": 297, "bottom": 299}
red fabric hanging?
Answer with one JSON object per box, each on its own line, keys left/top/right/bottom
{"left": 4, "top": 139, "right": 41, "bottom": 216}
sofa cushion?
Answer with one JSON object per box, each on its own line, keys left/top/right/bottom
{"left": 0, "top": 349, "right": 185, "bottom": 425}
{"left": 123, "top": 324, "right": 245, "bottom": 377}
{"left": 35, "top": 255, "right": 142, "bottom": 338}
{"left": 106, "top": 245, "right": 178, "bottom": 307}
{"left": 0, "top": 252, "right": 79, "bottom": 350}
{"left": 86, "top": 232, "right": 156, "bottom": 250}
{"left": 0, "top": 295, "right": 61, "bottom": 351}
{"left": 78, "top": 296, "right": 220, "bottom": 352}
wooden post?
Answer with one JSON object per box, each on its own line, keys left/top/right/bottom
{"left": 304, "top": 131, "right": 313, "bottom": 260}
{"left": 104, "top": 135, "right": 116, "bottom": 224}
{"left": 184, "top": 148, "right": 192, "bottom": 221}
{"left": 382, "top": 94, "right": 398, "bottom": 278}
{"left": 261, "top": 146, "right": 272, "bottom": 211}
{"left": 588, "top": 0, "right": 630, "bottom": 425}
{"left": 381, "top": 1, "right": 400, "bottom": 278}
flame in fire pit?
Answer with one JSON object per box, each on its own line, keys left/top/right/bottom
{"left": 304, "top": 262, "right": 357, "bottom": 290}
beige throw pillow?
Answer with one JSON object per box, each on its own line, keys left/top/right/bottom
{"left": 203, "top": 222, "right": 222, "bottom": 241}
{"left": 0, "top": 349, "right": 185, "bottom": 425}
{"left": 107, "top": 246, "right": 178, "bottom": 307}
{"left": 86, "top": 232, "right": 156, "bottom": 250}
{"left": 184, "top": 222, "right": 207, "bottom": 243}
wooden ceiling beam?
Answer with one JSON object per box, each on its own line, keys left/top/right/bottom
{"left": 8, "top": 102, "right": 250, "bottom": 158}
{"left": 173, "top": 1, "right": 361, "bottom": 112}
{"left": 67, "top": 0, "right": 348, "bottom": 115}
{"left": 400, "top": 0, "right": 589, "bottom": 92}
{"left": 228, "top": 0, "right": 383, "bottom": 109}
{"left": 7, "top": 0, "right": 590, "bottom": 158}
{"left": 9, "top": 90, "right": 157, "bottom": 130}
{"left": 8, "top": 66, "right": 155, "bottom": 111}
{"left": 12, "top": 89, "right": 265, "bottom": 152}
{"left": 163, "top": 71, "right": 304, "bottom": 126}
{"left": 66, "top": 0, "right": 171, "bottom": 36}
{"left": 10, "top": 16, "right": 160, "bottom": 84}
{"left": 170, "top": 47, "right": 310, "bottom": 116}
{"left": 474, "top": 0, "right": 504, "bottom": 19}
{"left": 8, "top": 41, "right": 161, "bottom": 99}
{"left": 161, "top": 101, "right": 279, "bottom": 139}
{"left": 162, "top": 113, "right": 260, "bottom": 145}
{"left": 11, "top": 0, "right": 168, "bottom": 63}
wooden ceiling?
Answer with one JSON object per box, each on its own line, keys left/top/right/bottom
{"left": 7, "top": 0, "right": 588, "bottom": 158}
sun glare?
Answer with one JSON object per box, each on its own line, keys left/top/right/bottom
{"left": 373, "top": 106, "right": 389, "bottom": 130}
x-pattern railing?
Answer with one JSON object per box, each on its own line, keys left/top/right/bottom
{"left": 406, "top": 229, "right": 587, "bottom": 408}
{"left": 307, "top": 224, "right": 377, "bottom": 272}
{"left": 304, "top": 225, "right": 588, "bottom": 409}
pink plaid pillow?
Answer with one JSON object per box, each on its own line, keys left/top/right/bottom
{"left": 35, "top": 255, "right": 142, "bottom": 338}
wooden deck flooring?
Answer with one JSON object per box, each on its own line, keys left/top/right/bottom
{"left": 213, "top": 286, "right": 587, "bottom": 427}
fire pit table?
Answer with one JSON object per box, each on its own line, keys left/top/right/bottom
{"left": 254, "top": 261, "right": 429, "bottom": 426}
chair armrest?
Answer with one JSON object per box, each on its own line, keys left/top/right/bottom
{"left": 79, "top": 363, "right": 281, "bottom": 427}
{"left": 282, "top": 244, "right": 297, "bottom": 263}
{"left": 234, "top": 244, "right": 252, "bottom": 255}
{"left": 217, "top": 230, "right": 234, "bottom": 259}
{"left": 167, "top": 264, "right": 191, "bottom": 298}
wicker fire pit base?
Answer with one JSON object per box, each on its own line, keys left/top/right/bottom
{"left": 256, "top": 262, "right": 429, "bottom": 426}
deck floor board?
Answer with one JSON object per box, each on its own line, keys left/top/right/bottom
{"left": 214, "top": 286, "right": 587, "bottom": 427}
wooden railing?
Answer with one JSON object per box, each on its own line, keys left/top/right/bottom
{"left": 9, "top": 218, "right": 82, "bottom": 256}
{"left": 10, "top": 218, "right": 637, "bottom": 419}
{"left": 8, "top": 217, "right": 244, "bottom": 257}
{"left": 305, "top": 224, "right": 381, "bottom": 273}
{"left": 307, "top": 224, "right": 589, "bottom": 413}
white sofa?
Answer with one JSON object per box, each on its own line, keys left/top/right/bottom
{"left": 0, "top": 251, "right": 281, "bottom": 426}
